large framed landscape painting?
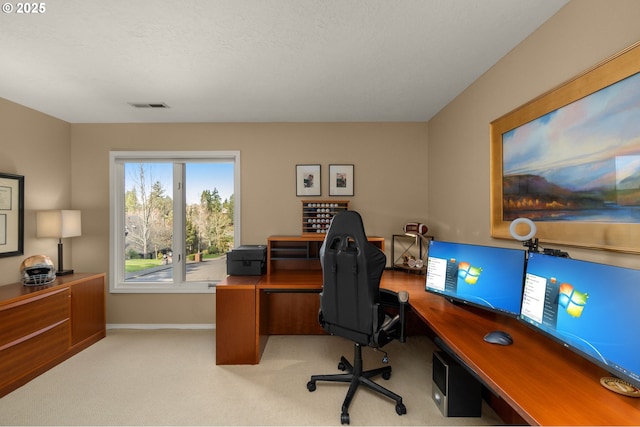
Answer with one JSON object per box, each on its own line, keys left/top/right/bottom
{"left": 491, "top": 41, "right": 640, "bottom": 253}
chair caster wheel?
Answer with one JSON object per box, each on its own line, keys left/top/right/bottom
{"left": 341, "top": 412, "right": 350, "bottom": 424}
{"left": 382, "top": 371, "right": 391, "bottom": 380}
{"left": 307, "top": 381, "right": 316, "bottom": 392}
{"left": 338, "top": 362, "right": 346, "bottom": 371}
{"left": 395, "top": 403, "right": 407, "bottom": 416}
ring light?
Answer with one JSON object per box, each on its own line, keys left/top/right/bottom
{"left": 509, "top": 217, "right": 536, "bottom": 241}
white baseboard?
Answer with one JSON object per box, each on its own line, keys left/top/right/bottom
{"left": 107, "top": 323, "right": 216, "bottom": 330}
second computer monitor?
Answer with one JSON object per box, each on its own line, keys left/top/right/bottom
{"left": 521, "top": 252, "right": 640, "bottom": 389}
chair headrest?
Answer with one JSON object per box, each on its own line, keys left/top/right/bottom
{"left": 325, "top": 211, "right": 368, "bottom": 245}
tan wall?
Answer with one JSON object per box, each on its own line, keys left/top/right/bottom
{"left": 69, "top": 122, "right": 428, "bottom": 324}
{"left": 0, "top": 98, "right": 71, "bottom": 283}
{"left": 4, "top": 0, "right": 640, "bottom": 325}
{"left": 428, "top": 0, "right": 640, "bottom": 269}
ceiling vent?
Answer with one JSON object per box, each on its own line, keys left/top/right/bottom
{"left": 128, "top": 102, "right": 170, "bottom": 109}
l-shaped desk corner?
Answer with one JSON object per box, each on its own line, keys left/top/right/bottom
{"left": 216, "top": 270, "right": 640, "bottom": 425}
{"left": 216, "top": 237, "right": 640, "bottom": 426}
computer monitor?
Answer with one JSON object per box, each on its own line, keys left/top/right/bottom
{"left": 521, "top": 252, "right": 640, "bottom": 389}
{"left": 425, "top": 240, "right": 527, "bottom": 317}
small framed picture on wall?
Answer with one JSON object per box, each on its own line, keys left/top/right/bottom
{"left": 296, "top": 164, "right": 321, "bottom": 196}
{"left": 329, "top": 164, "right": 354, "bottom": 196}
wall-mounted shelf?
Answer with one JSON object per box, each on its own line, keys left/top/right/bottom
{"left": 301, "top": 200, "right": 349, "bottom": 235}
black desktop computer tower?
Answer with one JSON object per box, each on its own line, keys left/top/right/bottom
{"left": 432, "top": 350, "right": 482, "bottom": 417}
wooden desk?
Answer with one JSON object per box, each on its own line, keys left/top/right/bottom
{"left": 216, "top": 270, "right": 640, "bottom": 425}
{"left": 215, "top": 275, "right": 260, "bottom": 365}
{"left": 216, "top": 272, "right": 324, "bottom": 365}
{"left": 383, "top": 274, "right": 640, "bottom": 426}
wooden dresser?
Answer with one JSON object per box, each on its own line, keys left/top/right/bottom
{"left": 0, "top": 273, "right": 106, "bottom": 397}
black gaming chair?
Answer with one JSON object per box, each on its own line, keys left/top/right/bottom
{"left": 306, "top": 211, "right": 409, "bottom": 425}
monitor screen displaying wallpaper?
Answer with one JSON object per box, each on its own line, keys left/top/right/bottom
{"left": 521, "top": 252, "right": 640, "bottom": 389}
{"left": 425, "top": 240, "right": 527, "bottom": 317}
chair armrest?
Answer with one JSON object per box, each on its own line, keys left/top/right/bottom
{"left": 380, "top": 288, "right": 409, "bottom": 305}
{"left": 398, "top": 290, "right": 409, "bottom": 303}
{"left": 380, "top": 289, "right": 410, "bottom": 343}
{"left": 398, "top": 290, "right": 409, "bottom": 343}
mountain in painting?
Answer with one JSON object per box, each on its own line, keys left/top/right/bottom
{"left": 502, "top": 174, "right": 608, "bottom": 219}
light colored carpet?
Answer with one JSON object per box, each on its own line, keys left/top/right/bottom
{"left": 0, "top": 330, "right": 503, "bottom": 426}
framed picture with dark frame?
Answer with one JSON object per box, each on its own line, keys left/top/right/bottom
{"left": 490, "top": 41, "right": 640, "bottom": 253}
{"left": 329, "top": 164, "right": 354, "bottom": 196}
{"left": 0, "top": 172, "right": 24, "bottom": 258}
{"left": 296, "top": 164, "right": 321, "bottom": 196}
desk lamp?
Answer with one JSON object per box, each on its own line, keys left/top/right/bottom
{"left": 36, "top": 210, "right": 82, "bottom": 276}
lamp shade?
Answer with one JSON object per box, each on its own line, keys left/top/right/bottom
{"left": 37, "top": 210, "right": 82, "bottom": 238}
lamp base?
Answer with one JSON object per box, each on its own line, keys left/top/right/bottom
{"left": 56, "top": 269, "right": 74, "bottom": 276}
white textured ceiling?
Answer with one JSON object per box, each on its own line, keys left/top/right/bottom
{"left": 0, "top": 0, "right": 567, "bottom": 123}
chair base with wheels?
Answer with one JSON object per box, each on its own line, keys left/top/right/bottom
{"left": 307, "top": 342, "right": 407, "bottom": 425}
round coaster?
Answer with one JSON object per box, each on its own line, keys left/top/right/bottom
{"left": 600, "top": 377, "right": 640, "bottom": 397}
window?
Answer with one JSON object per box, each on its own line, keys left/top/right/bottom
{"left": 109, "top": 151, "right": 240, "bottom": 293}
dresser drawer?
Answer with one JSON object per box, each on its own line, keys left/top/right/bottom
{"left": 0, "top": 273, "right": 105, "bottom": 398}
{"left": 0, "top": 320, "right": 70, "bottom": 388}
{"left": 0, "top": 288, "right": 70, "bottom": 348}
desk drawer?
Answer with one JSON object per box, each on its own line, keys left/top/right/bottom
{"left": 0, "top": 288, "right": 70, "bottom": 348}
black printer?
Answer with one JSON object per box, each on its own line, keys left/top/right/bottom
{"left": 226, "top": 245, "right": 267, "bottom": 276}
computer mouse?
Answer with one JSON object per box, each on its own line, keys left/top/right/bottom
{"left": 483, "top": 330, "right": 513, "bottom": 345}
